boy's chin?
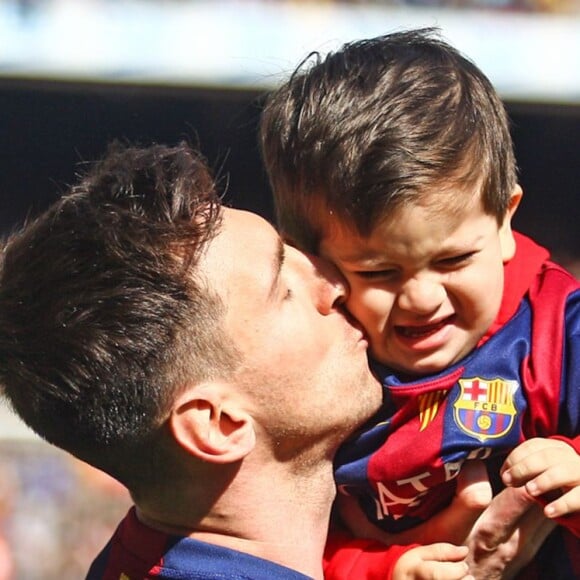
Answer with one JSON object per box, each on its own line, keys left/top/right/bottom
{"left": 379, "top": 351, "right": 465, "bottom": 377}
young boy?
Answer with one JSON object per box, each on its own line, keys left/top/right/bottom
{"left": 260, "top": 28, "right": 580, "bottom": 578}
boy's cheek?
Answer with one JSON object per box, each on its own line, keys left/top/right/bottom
{"left": 346, "top": 288, "right": 393, "bottom": 328}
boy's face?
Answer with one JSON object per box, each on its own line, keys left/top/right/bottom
{"left": 319, "top": 187, "right": 521, "bottom": 376}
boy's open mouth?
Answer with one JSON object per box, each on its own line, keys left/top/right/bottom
{"left": 396, "top": 315, "right": 455, "bottom": 338}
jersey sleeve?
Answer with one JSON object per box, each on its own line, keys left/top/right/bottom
{"left": 523, "top": 266, "right": 580, "bottom": 437}
{"left": 323, "top": 530, "right": 417, "bottom": 580}
{"left": 562, "top": 290, "right": 580, "bottom": 435}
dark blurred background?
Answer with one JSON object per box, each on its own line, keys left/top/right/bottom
{"left": 1, "top": 79, "right": 578, "bottom": 267}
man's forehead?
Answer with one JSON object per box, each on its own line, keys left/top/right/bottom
{"left": 205, "top": 207, "right": 281, "bottom": 291}
{"left": 217, "top": 207, "right": 275, "bottom": 247}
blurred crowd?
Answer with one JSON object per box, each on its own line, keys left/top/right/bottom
{"left": 0, "top": 440, "right": 130, "bottom": 580}
{"left": 5, "top": 0, "right": 580, "bottom": 15}
{"left": 288, "top": 0, "right": 580, "bottom": 13}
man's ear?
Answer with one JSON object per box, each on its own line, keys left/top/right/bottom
{"left": 169, "top": 385, "right": 256, "bottom": 464}
{"left": 499, "top": 184, "right": 523, "bottom": 262}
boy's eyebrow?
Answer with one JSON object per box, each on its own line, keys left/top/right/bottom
{"left": 340, "top": 250, "right": 380, "bottom": 263}
{"left": 327, "top": 246, "right": 387, "bottom": 265}
{"left": 268, "top": 237, "right": 286, "bottom": 299}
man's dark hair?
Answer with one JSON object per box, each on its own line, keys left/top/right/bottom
{"left": 0, "top": 141, "right": 238, "bottom": 488}
{"left": 260, "top": 27, "right": 517, "bottom": 250}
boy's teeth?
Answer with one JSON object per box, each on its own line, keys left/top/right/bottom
{"left": 400, "top": 321, "right": 445, "bottom": 337}
{"left": 401, "top": 327, "right": 432, "bottom": 337}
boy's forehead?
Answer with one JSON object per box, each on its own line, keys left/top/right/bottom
{"left": 319, "top": 212, "right": 359, "bottom": 240}
{"left": 320, "top": 185, "right": 485, "bottom": 242}
{"left": 318, "top": 215, "right": 372, "bottom": 262}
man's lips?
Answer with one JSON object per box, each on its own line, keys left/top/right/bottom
{"left": 395, "top": 314, "right": 456, "bottom": 339}
{"left": 342, "top": 308, "right": 369, "bottom": 346}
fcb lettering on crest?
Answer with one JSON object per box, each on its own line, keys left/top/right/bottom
{"left": 453, "top": 377, "right": 518, "bottom": 442}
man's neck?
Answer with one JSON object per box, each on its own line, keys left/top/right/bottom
{"left": 137, "top": 462, "right": 336, "bottom": 580}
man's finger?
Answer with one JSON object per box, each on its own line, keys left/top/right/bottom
{"left": 465, "top": 486, "right": 556, "bottom": 580}
{"left": 468, "top": 485, "right": 536, "bottom": 549}
{"left": 490, "top": 503, "right": 556, "bottom": 580}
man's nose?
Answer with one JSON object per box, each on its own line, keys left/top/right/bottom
{"left": 307, "top": 253, "right": 349, "bottom": 314}
{"left": 397, "top": 277, "right": 445, "bottom": 314}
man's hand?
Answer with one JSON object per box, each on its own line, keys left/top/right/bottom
{"left": 464, "top": 483, "right": 556, "bottom": 579}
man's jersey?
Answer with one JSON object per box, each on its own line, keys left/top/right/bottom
{"left": 87, "top": 508, "right": 313, "bottom": 580}
{"left": 327, "top": 233, "right": 580, "bottom": 578}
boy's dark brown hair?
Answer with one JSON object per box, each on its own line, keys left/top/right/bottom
{"left": 260, "top": 27, "right": 517, "bottom": 250}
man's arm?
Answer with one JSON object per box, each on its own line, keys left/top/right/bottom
{"left": 464, "top": 484, "right": 556, "bottom": 579}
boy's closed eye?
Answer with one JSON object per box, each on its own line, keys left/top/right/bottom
{"left": 353, "top": 269, "right": 398, "bottom": 281}
{"left": 435, "top": 252, "right": 477, "bottom": 269}
{"left": 349, "top": 252, "right": 477, "bottom": 280}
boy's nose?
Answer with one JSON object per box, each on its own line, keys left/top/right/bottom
{"left": 397, "top": 277, "right": 445, "bottom": 315}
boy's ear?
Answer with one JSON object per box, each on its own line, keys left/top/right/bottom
{"left": 169, "top": 384, "right": 256, "bottom": 465}
{"left": 499, "top": 184, "right": 523, "bottom": 262}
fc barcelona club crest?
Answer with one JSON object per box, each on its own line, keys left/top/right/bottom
{"left": 453, "top": 378, "right": 518, "bottom": 442}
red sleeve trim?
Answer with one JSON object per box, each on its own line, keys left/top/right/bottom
{"left": 549, "top": 434, "right": 580, "bottom": 455}
{"left": 324, "top": 530, "right": 418, "bottom": 580}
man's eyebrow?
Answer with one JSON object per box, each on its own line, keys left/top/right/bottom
{"left": 268, "top": 237, "right": 285, "bottom": 300}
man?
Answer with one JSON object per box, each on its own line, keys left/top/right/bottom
{"left": 0, "top": 141, "right": 384, "bottom": 579}
{"left": 0, "top": 141, "right": 552, "bottom": 579}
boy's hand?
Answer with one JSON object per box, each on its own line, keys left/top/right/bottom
{"left": 501, "top": 437, "right": 580, "bottom": 518}
{"left": 393, "top": 543, "right": 473, "bottom": 580}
